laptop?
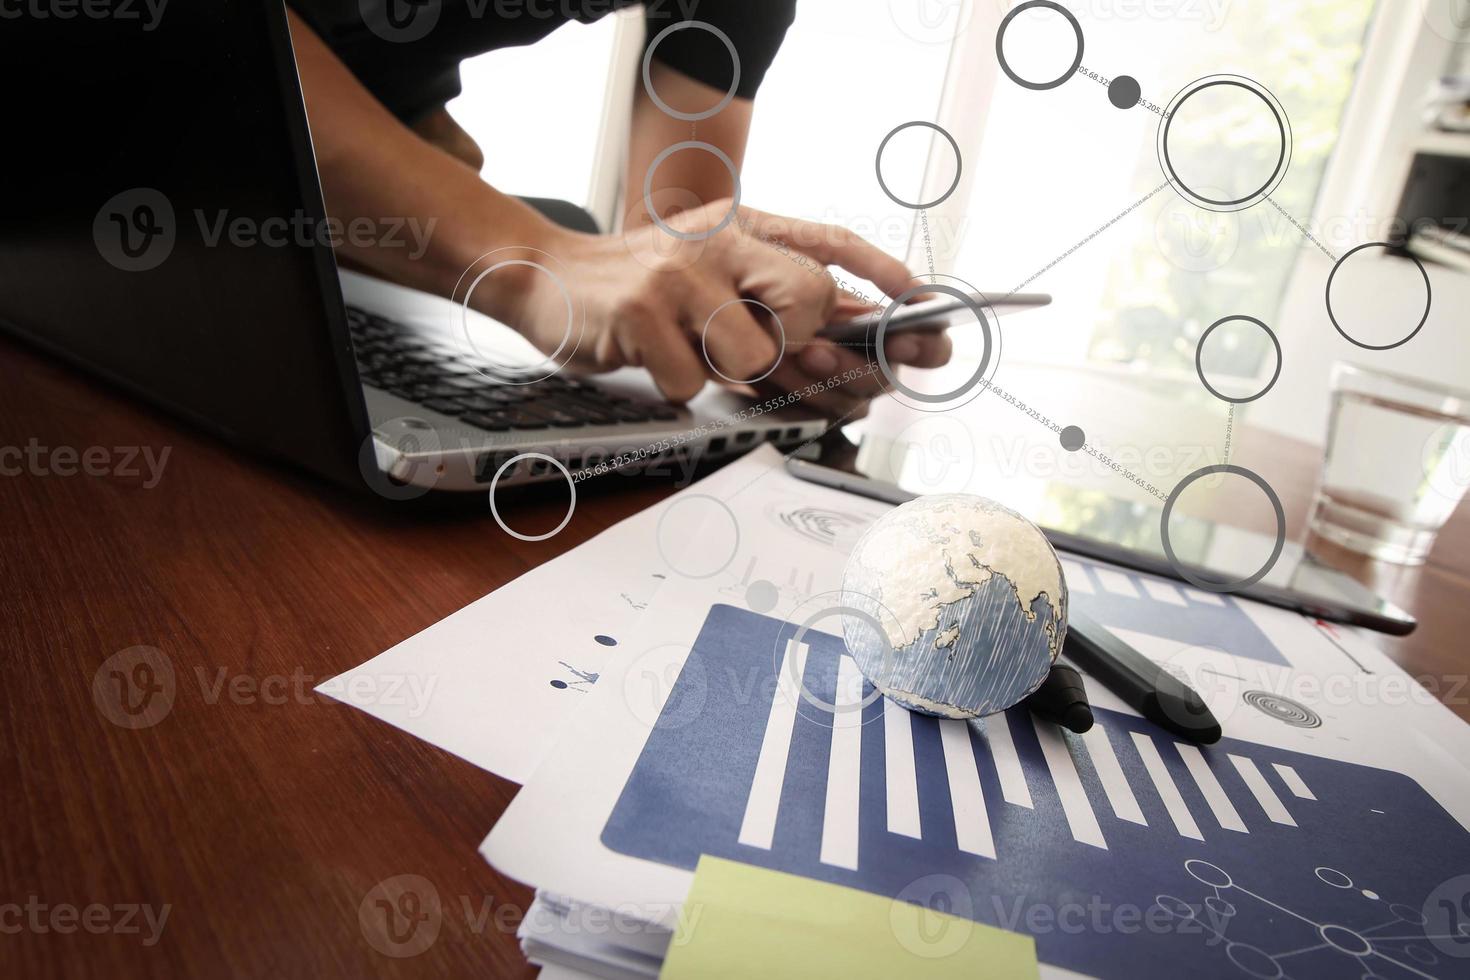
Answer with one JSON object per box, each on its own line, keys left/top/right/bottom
{"left": 0, "top": 1, "right": 835, "bottom": 498}
{"left": 0, "top": 2, "right": 1040, "bottom": 500}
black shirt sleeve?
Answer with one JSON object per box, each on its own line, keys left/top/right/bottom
{"left": 643, "top": 0, "right": 797, "bottom": 100}
{"left": 286, "top": 1, "right": 797, "bottom": 125}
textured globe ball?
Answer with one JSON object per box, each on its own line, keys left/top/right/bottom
{"left": 840, "top": 494, "right": 1068, "bottom": 718}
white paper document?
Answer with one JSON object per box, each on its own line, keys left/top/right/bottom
{"left": 315, "top": 446, "right": 879, "bottom": 783}
{"left": 481, "top": 478, "right": 1470, "bottom": 979}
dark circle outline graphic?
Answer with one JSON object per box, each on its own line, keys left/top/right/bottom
{"left": 791, "top": 604, "right": 892, "bottom": 715}
{"left": 1405, "top": 944, "right": 1436, "bottom": 965}
{"left": 1326, "top": 242, "right": 1432, "bottom": 351}
{"left": 701, "top": 298, "right": 786, "bottom": 385}
{"left": 1186, "top": 859, "right": 1234, "bottom": 889}
{"left": 488, "top": 453, "right": 576, "bottom": 542}
{"left": 358, "top": 417, "right": 441, "bottom": 501}
{"left": 462, "top": 258, "right": 577, "bottom": 385}
{"left": 1226, "top": 942, "right": 1285, "bottom": 979}
{"left": 641, "top": 20, "right": 741, "bottom": 122}
{"left": 1242, "top": 689, "right": 1322, "bottom": 729}
{"left": 1159, "top": 76, "right": 1291, "bottom": 211}
{"left": 655, "top": 493, "right": 740, "bottom": 580}
{"left": 995, "top": 1, "right": 1084, "bottom": 92}
{"left": 643, "top": 141, "right": 742, "bottom": 242}
{"left": 1161, "top": 465, "right": 1286, "bottom": 593}
{"left": 1319, "top": 923, "right": 1372, "bottom": 957}
{"left": 1391, "top": 902, "right": 1426, "bottom": 925}
{"left": 875, "top": 121, "right": 964, "bottom": 210}
{"left": 1195, "top": 315, "right": 1282, "bottom": 404}
{"left": 876, "top": 283, "right": 994, "bottom": 405}
{"left": 1154, "top": 895, "right": 1197, "bottom": 921}
{"left": 453, "top": 246, "right": 584, "bottom": 387}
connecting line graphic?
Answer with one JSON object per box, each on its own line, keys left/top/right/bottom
{"left": 1074, "top": 63, "right": 1170, "bottom": 117}
{"left": 575, "top": 178, "right": 1180, "bottom": 507}
{"left": 1004, "top": 181, "right": 1172, "bottom": 299}
{"left": 918, "top": 209, "right": 938, "bottom": 281}
{"left": 1265, "top": 195, "right": 1339, "bottom": 262}
{"left": 982, "top": 378, "right": 1170, "bottom": 502}
{"left": 725, "top": 396, "right": 870, "bottom": 505}
{"left": 1166, "top": 860, "right": 1460, "bottom": 980}
{"left": 1223, "top": 404, "right": 1235, "bottom": 467}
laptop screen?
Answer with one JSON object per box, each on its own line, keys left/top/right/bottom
{"left": 0, "top": 1, "right": 369, "bottom": 488}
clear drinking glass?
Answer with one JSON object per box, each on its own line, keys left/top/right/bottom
{"left": 1310, "top": 363, "right": 1470, "bottom": 564}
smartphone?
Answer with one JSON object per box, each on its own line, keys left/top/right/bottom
{"left": 786, "top": 457, "right": 1417, "bottom": 636}
{"left": 817, "top": 290, "right": 1051, "bottom": 345}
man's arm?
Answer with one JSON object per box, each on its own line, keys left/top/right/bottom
{"left": 621, "top": 62, "right": 953, "bottom": 406}
{"left": 289, "top": 11, "right": 949, "bottom": 408}
{"left": 625, "top": 63, "right": 753, "bottom": 229}
{"left": 286, "top": 10, "right": 550, "bottom": 314}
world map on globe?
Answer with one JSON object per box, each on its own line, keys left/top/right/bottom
{"left": 840, "top": 493, "right": 1069, "bottom": 718}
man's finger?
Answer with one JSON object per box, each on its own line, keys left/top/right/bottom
{"left": 900, "top": 330, "right": 953, "bottom": 369}
{"left": 692, "top": 290, "right": 782, "bottom": 383}
{"left": 755, "top": 360, "right": 870, "bottom": 420}
{"left": 737, "top": 206, "right": 915, "bottom": 298}
{"left": 616, "top": 314, "right": 708, "bottom": 404}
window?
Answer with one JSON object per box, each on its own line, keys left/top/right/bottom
{"left": 448, "top": 13, "right": 626, "bottom": 208}
{"left": 946, "top": 0, "right": 1379, "bottom": 396}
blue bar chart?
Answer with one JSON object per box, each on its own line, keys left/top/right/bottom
{"left": 603, "top": 605, "right": 1470, "bottom": 979}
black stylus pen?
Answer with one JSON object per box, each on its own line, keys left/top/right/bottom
{"left": 783, "top": 459, "right": 1224, "bottom": 742}
{"left": 1064, "top": 608, "right": 1222, "bottom": 744}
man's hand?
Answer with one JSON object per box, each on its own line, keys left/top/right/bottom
{"left": 496, "top": 200, "right": 952, "bottom": 416}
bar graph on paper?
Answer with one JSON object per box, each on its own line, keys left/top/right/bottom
{"left": 1060, "top": 555, "right": 1288, "bottom": 666}
{"left": 602, "top": 605, "right": 1470, "bottom": 979}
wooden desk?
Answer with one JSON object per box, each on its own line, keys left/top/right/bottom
{"left": 3, "top": 337, "right": 1467, "bottom": 978}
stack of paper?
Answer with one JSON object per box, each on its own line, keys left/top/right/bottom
{"left": 324, "top": 446, "right": 1470, "bottom": 980}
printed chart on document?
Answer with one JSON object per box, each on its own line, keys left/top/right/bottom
{"left": 602, "top": 598, "right": 1470, "bottom": 979}
{"left": 484, "top": 476, "right": 1470, "bottom": 980}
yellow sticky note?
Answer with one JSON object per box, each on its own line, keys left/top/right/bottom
{"left": 660, "top": 856, "right": 1038, "bottom": 979}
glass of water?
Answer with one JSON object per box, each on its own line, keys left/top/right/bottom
{"left": 1310, "top": 363, "right": 1470, "bottom": 564}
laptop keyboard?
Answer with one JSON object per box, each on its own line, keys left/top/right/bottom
{"left": 345, "top": 306, "right": 679, "bottom": 432}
